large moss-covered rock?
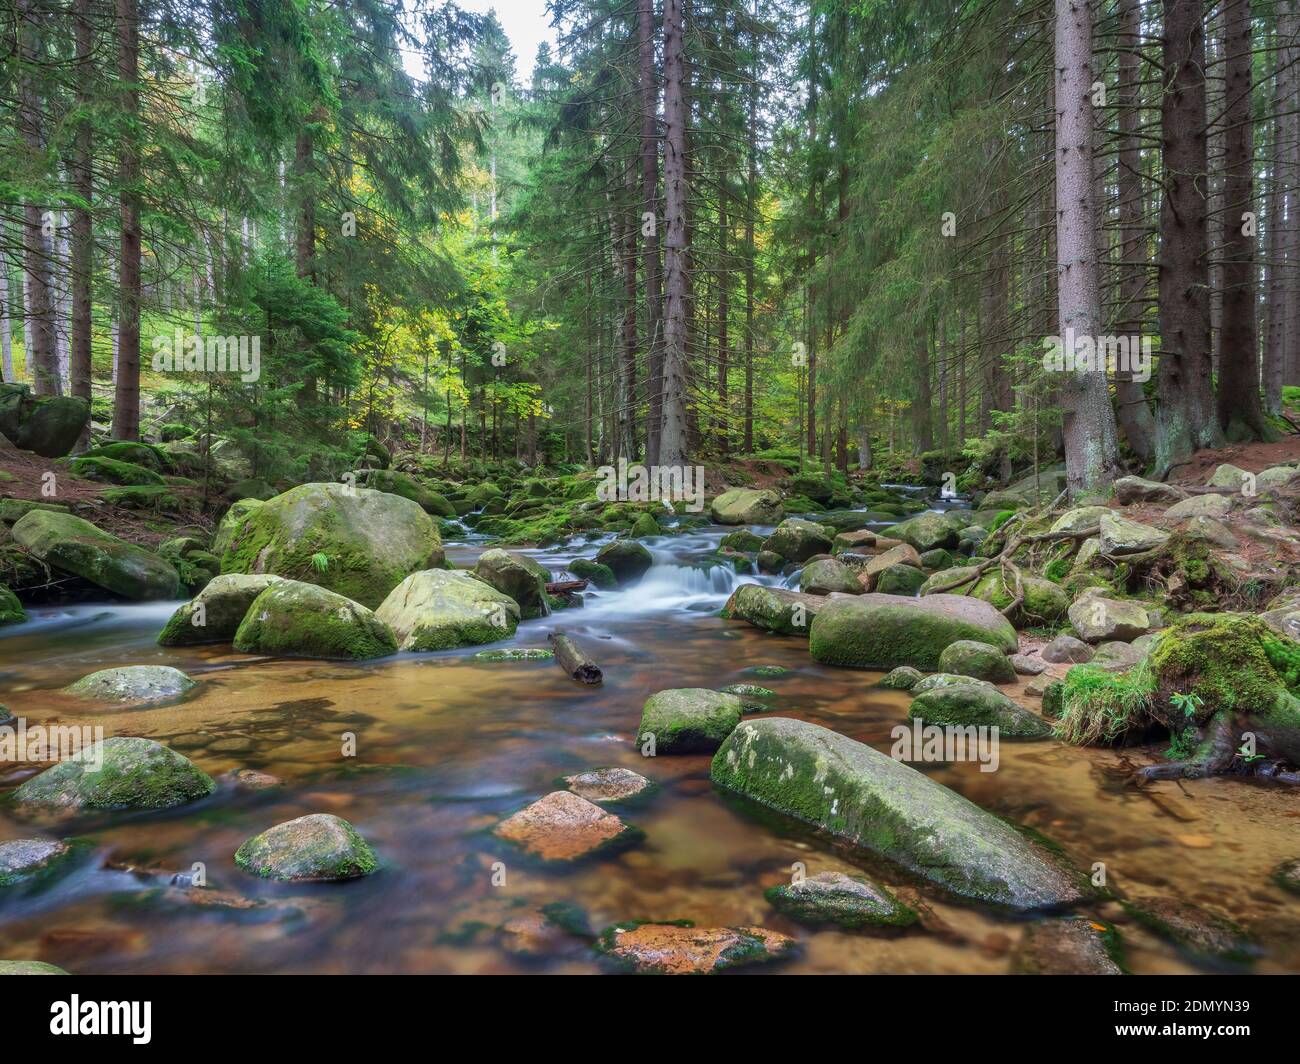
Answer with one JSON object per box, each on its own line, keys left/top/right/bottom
{"left": 938, "top": 640, "right": 1016, "bottom": 683}
{"left": 235, "top": 813, "right": 378, "bottom": 881}
{"left": 11, "top": 510, "right": 180, "bottom": 600}
{"left": 15, "top": 737, "right": 215, "bottom": 811}
{"left": 765, "top": 870, "right": 917, "bottom": 928}
{"left": 0, "top": 584, "right": 26, "bottom": 627}
{"left": 68, "top": 455, "right": 163, "bottom": 486}
{"left": 629, "top": 511, "right": 661, "bottom": 538}
{"left": 762, "top": 518, "right": 833, "bottom": 563}
{"left": 809, "top": 593, "right": 1018, "bottom": 671}
{"left": 875, "top": 563, "right": 927, "bottom": 596}
{"left": 359, "top": 468, "right": 456, "bottom": 517}
{"left": 920, "top": 568, "right": 1068, "bottom": 626}
{"left": 908, "top": 683, "right": 1052, "bottom": 738}
{"left": 569, "top": 557, "right": 616, "bottom": 589}
{"left": 637, "top": 688, "right": 743, "bottom": 753}
{"left": 216, "top": 482, "right": 443, "bottom": 608}
{"left": 798, "top": 557, "right": 861, "bottom": 595}
{"left": 710, "top": 487, "right": 784, "bottom": 525}
{"left": 721, "top": 584, "right": 826, "bottom": 634}
{"left": 711, "top": 718, "right": 1085, "bottom": 909}
{"left": 0, "top": 383, "right": 89, "bottom": 457}
{"left": 886, "top": 511, "right": 963, "bottom": 552}
{"left": 472, "top": 548, "right": 551, "bottom": 619}
{"left": 595, "top": 539, "right": 653, "bottom": 585}
{"left": 234, "top": 580, "right": 397, "bottom": 660}
{"left": 64, "top": 665, "right": 197, "bottom": 705}
{"left": 158, "top": 574, "right": 285, "bottom": 646}
{"left": 374, "top": 569, "right": 519, "bottom": 651}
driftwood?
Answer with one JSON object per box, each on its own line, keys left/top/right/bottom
{"left": 548, "top": 631, "right": 603, "bottom": 685}
{"left": 546, "top": 579, "right": 588, "bottom": 595}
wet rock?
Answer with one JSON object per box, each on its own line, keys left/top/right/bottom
{"left": 568, "top": 558, "right": 616, "bottom": 589}
{"left": 595, "top": 539, "right": 654, "bottom": 585}
{"left": 561, "top": 767, "right": 653, "bottom": 803}
{"left": 0, "top": 960, "right": 68, "bottom": 975}
{"left": 236, "top": 580, "right": 398, "bottom": 660}
{"left": 11, "top": 510, "right": 180, "bottom": 600}
{"left": 765, "top": 870, "right": 917, "bottom": 928}
{"left": 1164, "top": 494, "right": 1232, "bottom": 521}
{"left": 158, "top": 573, "right": 284, "bottom": 646}
{"left": 220, "top": 768, "right": 284, "bottom": 791}
{"left": 493, "top": 791, "right": 641, "bottom": 863}
{"left": 809, "top": 593, "right": 1018, "bottom": 671}
{"left": 472, "top": 548, "right": 551, "bottom": 619}
{"left": 879, "top": 666, "right": 923, "bottom": 690}
{"left": 720, "top": 529, "right": 765, "bottom": 552}
{"left": 1010, "top": 653, "right": 1046, "bottom": 675}
{"left": 755, "top": 549, "right": 784, "bottom": 574}
{"left": 0, "top": 839, "right": 73, "bottom": 887}
{"left": 762, "top": 519, "right": 833, "bottom": 563}
{"left": 1042, "top": 633, "right": 1094, "bottom": 664}
{"left": 909, "top": 683, "right": 1052, "bottom": 738}
{"left": 886, "top": 511, "right": 963, "bottom": 552}
{"left": 215, "top": 482, "right": 444, "bottom": 608}
{"left": 596, "top": 921, "right": 795, "bottom": 974}
{"left": 1114, "top": 476, "right": 1186, "bottom": 506}
{"left": 500, "top": 912, "right": 572, "bottom": 959}
{"left": 713, "top": 718, "right": 1085, "bottom": 909}
{"left": 799, "top": 557, "right": 861, "bottom": 595}
{"left": 474, "top": 648, "right": 553, "bottom": 662}
{"left": 1123, "top": 898, "right": 1255, "bottom": 963}
{"left": 1067, "top": 591, "right": 1153, "bottom": 643}
{"left": 721, "top": 584, "right": 825, "bottom": 635}
{"left": 64, "top": 665, "right": 197, "bottom": 705}
{"left": 235, "top": 813, "right": 378, "bottom": 881}
{"left": 15, "top": 737, "right": 215, "bottom": 811}
{"left": 721, "top": 683, "right": 776, "bottom": 697}
{"left": 1100, "top": 513, "right": 1168, "bottom": 555}
{"left": 1013, "top": 917, "right": 1123, "bottom": 975}
{"left": 637, "top": 688, "right": 743, "bottom": 754}
{"left": 709, "top": 487, "right": 784, "bottom": 525}
{"left": 937, "top": 640, "right": 1016, "bottom": 683}
{"left": 1273, "top": 858, "right": 1300, "bottom": 895}
{"left": 629, "top": 512, "right": 661, "bottom": 539}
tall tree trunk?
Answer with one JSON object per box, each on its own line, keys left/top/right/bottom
{"left": 1154, "top": 0, "right": 1220, "bottom": 471}
{"left": 717, "top": 197, "right": 729, "bottom": 457}
{"left": 70, "top": 0, "right": 94, "bottom": 446}
{"left": 658, "top": 0, "right": 690, "bottom": 466}
{"left": 113, "top": 0, "right": 141, "bottom": 440}
{"left": 1264, "top": 16, "right": 1287, "bottom": 412}
{"left": 638, "top": 0, "right": 663, "bottom": 466}
{"left": 1056, "top": 0, "right": 1120, "bottom": 496}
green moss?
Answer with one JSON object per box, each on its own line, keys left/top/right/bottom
{"left": 1147, "top": 614, "right": 1285, "bottom": 723}
{"left": 68, "top": 455, "right": 164, "bottom": 486}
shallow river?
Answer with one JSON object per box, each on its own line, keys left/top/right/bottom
{"left": 1, "top": 520, "right": 1298, "bottom": 974}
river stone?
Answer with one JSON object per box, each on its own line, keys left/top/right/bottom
{"left": 880, "top": 666, "right": 923, "bottom": 690}
{"left": 1113, "top": 476, "right": 1187, "bottom": 506}
{"left": 472, "top": 548, "right": 551, "bottom": 619}
{"left": 1013, "top": 917, "right": 1123, "bottom": 975}
{"left": 720, "top": 529, "right": 765, "bottom": 552}
{"left": 561, "top": 767, "right": 653, "bottom": 803}
{"left": 493, "top": 790, "right": 641, "bottom": 863}
{"left": 1042, "top": 634, "right": 1094, "bottom": 664}
{"left": 1010, "top": 654, "right": 1046, "bottom": 676}
{"left": 15, "top": 737, "right": 215, "bottom": 811}
{"left": 0, "top": 584, "right": 26, "bottom": 626}
{"left": 711, "top": 718, "right": 1085, "bottom": 909}
{"left": 1164, "top": 494, "right": 1232, "bottom": 521}
{"left": 809, "top": 593, "right": 1018, "bottom": 671}
{"left": 908, "top": 683, "right": 1052, "bottom": 738}
{"left": 1274, "top": 858, "right": 1300, "bottom": 895}
{"left": 1092, "top": 641, "right": 1143, "bottom": 671}
{"left": 765, "top": 870, "right": 917, "bottom": 928}
{"left": 910, "top": 672, "right": 997, "bottom": 695}
{"left": 762, "top": 519, "right": 833, "bottom": 563}
{"left": 834, "top": 528, "right": 877, "bottom": 552}
{"left": 629, "top": 511, "right": 661, "bottom": 539}
{"left": 596, "top": 922, "right": 795, "bottom": 974}
{"left": 1050, "top": 506, "right": 1111, "bottom": 535}
{"left": 1124, "top": 898, "right": 1254, "bottom": 962}
{"left": 0, "top": 383, "right": 89, "bottom": 457}
{"left": 1100, "top": 513, "right": 1168, "bottom": 555}
{"left": 158, "top": 573, "right": 285, "bottom": 646}
{"left": 709, "top": 487, "right": 784, "bottom": 525}
{"left": 235, "top": 580, "right": 398, "bottom": 660}
{"left": 11, "top": 510, "right": 180, "bottom": 600}
{"left": 889, "top": 512, "right": 966, "bottom": 553}
{"left": 0, "top": 839, "right": 73, "bottom": 887}
{"left": 595, "top": 539, "right": 653, "bottom": 585}
{"left": 721, "top": 584, "right": 825, "bottom": 635}
{"left": 215, "top": 482, "right": 444, "bottom": 608}
{"left": 1207, "top": 463, "right": 1252, "bottom": 492}
{"left": 937, "top": 640, "right": 1016, "bottom": 683}
{"left": 799, "top": 557, "right": 862, "bottom": 595}
{"left": 0, "top": 960, "right": 69, "bottom": 975}
{"left": 1067, "top": 592, "right": 1153, "bottom": 643}
{"left": 235, "top": 813, "right": 378, "bottom": 881}
{"left": 568, "top": 558, "right": 616, "bottom": 589}
{"left": 869, "top": 560, "right": 928, "bottom": 596}
{"left": 374, "top": 569, "right": 517, "bottom": 651}
{"left": 64, "top": 665, "right": 197, "bottom": 705}
{"left": 919, "top": 548, "right": 954, "bottom": 569}
{"left": 638, "top": 688, "right": 743, "bottom": 754}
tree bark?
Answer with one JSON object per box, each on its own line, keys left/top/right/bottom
{"left": 638, "top": 0, "right": 663, "bottom": 465}
{"left": 113, "top": 0, "right": 141, "bottom": 440}
{"left": 658, "top": 0, "right": 690, "bottom": 466}
{"left": 71, "top": 0, "right": 94, "bottom": 443}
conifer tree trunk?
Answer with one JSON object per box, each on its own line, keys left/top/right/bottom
{"left": 658, "top": 0, "right": 690, "bottom": 466}
{"left": 113, "top": 0, "right": 142, "bottom": 439}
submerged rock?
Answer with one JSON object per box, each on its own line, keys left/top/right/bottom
{"left": 638, "top": 688, "right": 743, "bottom": 754}
{"left": 709, "top": 487, "right": 784, "bottom": 525}
{"left": 721, "top": 584, "right": 826, "bottom": 635}
{"left": 493, "top": 790, "right": 642, "bottom": 863}
{"left": 765, "top": 870, "right": 917, "bottom": 928}
{"left": 595, "top": 539, "right": 653, "bottom": 585}
{"left": 11, "top": 509, "right": 180, "bottom": 600}
{"left": 561, "top": 767, "right": 653, "bottom": 803}
{"left": 1013, "top": 917, "right": 1124, "bottom": 975}
{"left": 908, "top": 683, "right": 1052, "bottom": 738}
{"left": 1273, "top": 858, "right": 1300, "bottom": 895}
{"left": 711, "top": 718, "right": 1085, "bottom": 909}
{"left": 0, "top": 839, "right": 73, "bottom": 887}
{"left": 64, "top": 665, "right": 197, "bottom": 705}
{"left": 235, "top": 580, "right": 397, "bottom": 660}
{"left": 1123, "top": 898, "right": 1255, "bottom": 963}
{"left": 474, "top": 648, "right": 553, "bottom": 662}
{"left": 235, "top": 813, "right": 378, "bottom": 881}
{"left": 15, "top": 737, "right": 215, "bottom": 811}
{"left": 596, "top": 921, "right": 795, "bottom": 974}
{"left": 473, "top": 548, "right": 551, "bottom": 619}
{"left": 158, "top": 573, "right": 285, "bottom": 646}
{"left": 937, "top": 640, "right": 1016, "bottom": 683}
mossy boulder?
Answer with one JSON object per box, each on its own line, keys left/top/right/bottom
{"left": 762, "top": 518, "right": 833, "bottom": 563}
{"left": 765, "top": 870, "right": 917, "bottom": 928}
{"left": 721, "top": 584, "right": 826, "bottom": 635}
{"left": 11, "top": 509, "right": 180, "bottom": 600}
{"left": 937, "top": 640, "right": 1016, "bottom": 683}
{"left": 0, "top": 498, "right": 69, "bottom": 523}
{"left": 473, "top": 548, "right": 551, "bottom": 619}
{"left": 14, "top": 737, "right": 215, "bottom": 811}
{"left": 798, "top": 557, "right": 861, "bottom": 595}
{"left": 82, "top": 441, "right": 168, "bottom": 470}
{"left": 360, "top": 469, "right": 456, "bottom": 517}
{"left": 595, "top": 539, "right": 653, "bottom": 585}
{"left": 234, "top": 580, "right": 398, "bottom": 660}
{"left": 886, "top": 511, "right": 963, "bottom": 552}
{"left": 0, "top": 383, "right": 89, "bottom": 457}
{"left": 235, "top": 813, "right": 378, "bottom": 881}
{"left": 710, "top": 487, "right": 784, "bottom": 525}
{"left": 211, "top": 498, "right": 264, "bottom": 558}
{"left": 629, "top": 511, "right": 661, "bottom": 538}
{"left": 880, "top": 666, "right": 923, "bottom": 690}
{"left": 720, "top": 529, "right": 765, "bottom": 552}
{"left": 467, "top": 482, "right": 503, "bottom": 508}
{"left": 374, "top": 569, "right": 519, "bottom": 651}
{"left": 875, "top": 563, "right": 926, "bottom": 596}
{"left": 215, "top": 482, "right": 444, "bottom": 609}
{"left": 809, "top": 593, "right": 1018, "bottom": 671}
{"left": 64, "top": 665, "right": 197, "bottom": 705}
{"left": 711, "top": 718, "right": 1086, "bottom": 909}
{"left": 68, "top": 455, "right": 164, "bottom": 486}
{"left": 909, "top": 683, "right": 1052, "bottom": 738}
{"left": 637, "top": 688, "right": 744, "bottom": 754}
{"left": 0, "top": 584, "right": 26, "bottom": 626}
{"left": 158, "top": 574, "right": 285, "bottom": 646}
{"left": 569, "top": 558, "right": 616, "bottom": 590}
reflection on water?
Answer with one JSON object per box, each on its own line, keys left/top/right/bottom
{"left": 1, "top": 523, "right": 1298, "bottom": 974}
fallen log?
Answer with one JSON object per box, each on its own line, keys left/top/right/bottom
{"left": 548, "top": 631, "right": 603, "bottom": 685}
{"left": 546, "top": 579, "right": 588, "bottom": 595}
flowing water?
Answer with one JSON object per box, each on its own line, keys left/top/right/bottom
{"left": 1, "top": 518, "right": 1299, "bottom": 974}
